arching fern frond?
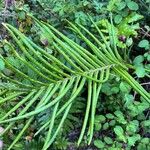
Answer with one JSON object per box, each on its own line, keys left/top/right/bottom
{"left": 0, "top": 15, "right": 149, "bottom": 149}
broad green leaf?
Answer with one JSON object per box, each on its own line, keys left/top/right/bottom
{"left": 137, "top": 101, "right": 149, "bottom": 114}
{"left": 138, "top": 40, "right": 149, "bottom": 50}
{"left": 114, "top": 110, "right": 127, "bottom": 124}
{"left": 0, "top": 58, "right": 5, "bottom": 71}
{"left": 114, "top": 15, "right": 122, "bottom": 24}
{"left": 18, "top": 11, "right": 26, "bottom": 20}
{"left": 127, "top": 13, "right": 143, "bottom": 23}
{"left": 135, "top": 65, "right": 146, "bottom": 78}
{"left": 137, "top": 144, "right": 147, "bottom": 150}
{"left": 127, "top": 134, "right": 141, "bottom": 146}
{"left": 126, "top": 38, "right": 133, "bottom": 47}
{"left": 120, "top": 82, "right": 131, "bottom": 93}
{"left": 126, "top": 120, "right": 139, "bottom": 133}
{"left": 94, "top": 140, "right": 105, "bottom": 149}
{"left": 124, "top": 94, "right": 134, "bottom": 106}
{"left": 103, "top": 122, "right": 109, "bottom": 130}
{"left": 95, "top": 115, "right": 106, "bottom": 123}
{"left": 114, "top": 126, "right": 126, "bottom": 142}
{"left": 109, "top": 120, "right": 116, "bottom": 126}
{"left": 107, "top": 0, "right": 120, "bottom": 11}
{"left": 111, "top": 87, "right": 119, "bottom": 94}
{"left": 106, "top": 113, "right": 114, "bottom": 119}
{"left": 133, "top": 55, "right": 144, "bottom": 66}
{"left": 95, "top": 123, "right": 102, "bottom": 131}
{"left": 117, "top": 1, "right": 126, "bottom": 10}
{"left": 104, "top": 137, "right": 113, "bottom": 144}
{"left": 127, "top": 1, "right": 139, "bottom": 10}
{"left": 141, "top": 138, "right": 149, "bottom": 144}
{"left": 142, "top": 120, "right": 150, "bottom": 127}
{"left": 144, "top": 53, "right": 150, "bottom": 61}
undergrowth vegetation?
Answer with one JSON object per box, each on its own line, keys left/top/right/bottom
{"left": 0, "top": 0, "right": 150, "bottom": 150}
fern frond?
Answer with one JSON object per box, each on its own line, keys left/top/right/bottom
{"left": 0, "top": 15, "right": 149, "bottom": 150}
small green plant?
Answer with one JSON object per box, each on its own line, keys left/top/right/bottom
{"left": 93, "top": 103, "right": 150, "bottom": 149}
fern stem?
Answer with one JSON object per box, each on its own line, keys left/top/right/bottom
{"left": 0, "top": 87, "right": 45, "bottom": 135}
{"left": 0, "top": 91, "right": 35, "bottom": 121}
{"left": 43, "top": 82, "right": 69, "bottom": 148}
{"left": 77, "top": 23, "right": 120, "bottom": 64}
{"left": 78, "top": 75, "right": 92, "bottom": 145}
{"left": 0, "top": 79, "right": 75, "bottom": 123}
{"left": 53, "top": 43, "right": 83, "bottom": 72}
{"left": 34, "top": 120, "right": 51, "bottom": 136}
{"left": 43, "top": 22, "right": 104, "bottom": 67}
{"left": 89, "top": 16, "right": 125, "bottom": 67}
{"left": 88, "top": 71, "right": 101, "bottom": 144}
{"left": 5, "top": 25, "right": 68, "bottom": 79}
{"left": 45, "top": 77, "right": 85, "bottom": 148}
{"left": 3, "top": 24, "right": 59, "bottom": 81}
{"left": 43, "top": 102, "right": 60, "bottom": 150}
{"left": 115, "top": 68, "right": 150, "bottom": 103}
{"left": 67, "top": 22, "right": 111, "bottom": 65}
{"left": 25, "top": 36, "right": 73, "bottom": 75}
{"left": 0, "top": 55, "right": 48, "bottom": 86}
{"left": 13, "top": 50, "right": 56, "bottom": 82}
{"left": 55, "top": 39, "right": 94, "bottom": 70}
{"left": 0, "top": 90, "right": 7, "bottom": 96}
{"left": 36, "top": 22, "right": 86, "bottom": 71}
{"left": 0, "top": 92, "right": 24, "bottom": 105}
{"left": 8, "top": 118, "right": 33, "bottom": 150}
{"left": 109, "top": 13, "right": 123, "bottom": 61}
{"left": 56, "top": 77, "right": 84, "bottom": 116}
{"left": 0, "top": 72, "right": 34, "bottom": 89}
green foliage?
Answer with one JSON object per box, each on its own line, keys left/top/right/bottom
{"left": 127, "top": 1, "right": 139, "bottom": 11}
{"left": 0, "top": 58, "right": 5, "bottom": 71}
{"left": 94, "top": 139, "right": 105, "bottom": 149}
{"left": 138, "top": 39, "right": 149, "bottom": 50}
{"left": 0, "top": 0, "right": 150, "bottom": 150}
{"left": 0, "top": 16, "right": 149, "bottom": 149}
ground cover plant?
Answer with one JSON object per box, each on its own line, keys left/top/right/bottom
{"left": 0, "top": 0, "right": 150, "bottom": 150}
